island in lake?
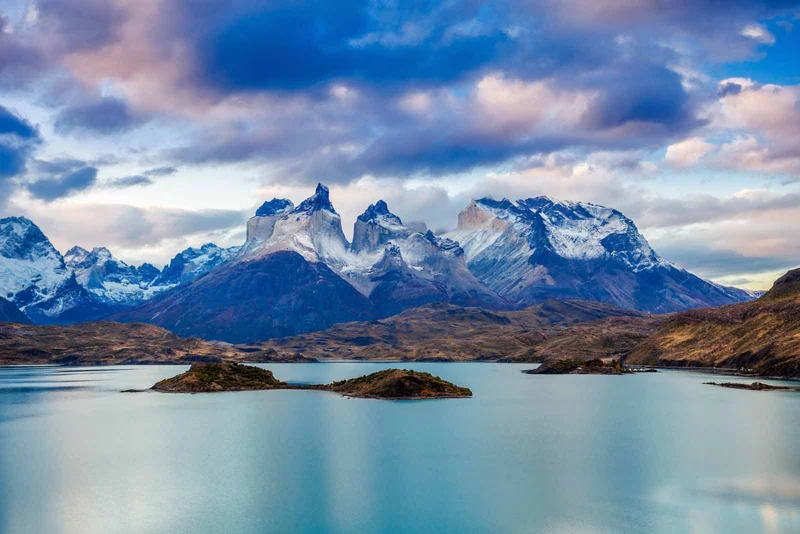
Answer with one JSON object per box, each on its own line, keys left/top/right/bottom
{"left": 704, "top": 381, "right": 800, "bottom": 392}
{"left": 149, "top": 363, "right": 472, "bottom": 400}
{"left": 523, "top": 359, "right": 655, "bottom": 375}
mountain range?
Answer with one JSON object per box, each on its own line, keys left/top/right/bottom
{"left": 1, "top": 184, "right": 755, "bottom": 340}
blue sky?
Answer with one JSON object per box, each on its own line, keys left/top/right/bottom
{"left": 1, "top": 0, "right": 800, "bottom": 289}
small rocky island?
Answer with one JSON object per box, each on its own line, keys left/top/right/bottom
{"left": 148, "top": 363, "right": 472, "bottom": 399}
{"left": 152, "top": 362, "right": 286, "bottom": 392}
{"left": 327, "top": 369, "right": 472, "bottom": 399}
{"left": 704, "top": 381, "right": 800, "bottom": 392}
{"left": 523, "top": 359, "right": 650, "bottom": 375}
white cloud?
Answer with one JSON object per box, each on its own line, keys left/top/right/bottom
{"left": 664, "top": 137, "right": 715, "bottom": 168}
{"left": 741, "top": 23, "right": 776, "bottom": 45}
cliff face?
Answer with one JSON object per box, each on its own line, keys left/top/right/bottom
{"left": 626, "top": 267, "right": 800, "bottom": 378}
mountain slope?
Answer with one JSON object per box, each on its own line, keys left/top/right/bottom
{"left": 0, "top": 297, "right": 30, "bottom": 324}
{"left": 625, "top": 267, "right": 800, "bottom": 378}
{"left": 445, "top": 196, "right": 752, "bottom": 313}
{"left": 115, "top": 251, "right": 376, "bottom": 343}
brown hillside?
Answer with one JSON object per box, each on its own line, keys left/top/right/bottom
{"left": 626, "top": 267, "right": 800, "bottom": 378}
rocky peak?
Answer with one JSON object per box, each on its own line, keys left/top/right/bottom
{"left": 255, "top": 198, "right": 294, "bottom": 217}
{"left": 64, "top": 246, "right": 90, "bottom": 264}
{"left": 293, "top": 183, "right": 336, "bottom": 214}
{"left": 352, "top": 200, "right": 409, "bottom": 253}
{"left": 357, "top": 200, "right": 399, "bottom": 223}
{"left": 0, "top": 216, "right": 60, "bottom": 261}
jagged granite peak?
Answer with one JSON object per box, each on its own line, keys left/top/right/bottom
{"left": 293, "top": 183, "right": 337, "bottom": 214}
{"left": 241, "top": 183, "right": 349, "bottom": 266}
{"left": 445, "top": 196, "right": 752, "bottom": 313}
{"left": 357, "top": 200, "right": 397, "bottom": 223}
{"left": 352, "top": 200, "right": 411, "bottom": 253}
{"left": 255, "top": 198, "right": 294, "bottom": 217}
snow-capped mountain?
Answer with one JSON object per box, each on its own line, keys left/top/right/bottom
{"left": 241, "top": 187, "right": 506, "bottom": 309}
{"left": 6, "top": 184, "right": 754, "bottom": 334}
{"left": 153, "top": 243, "right": 240, "bottom": 286}
{"left": 240, "top": 183, "right": 349, "bottom": 266}
{"left": 0, "top": 217, "right": 112, "bottom": 323}
{"left": 0, "top": 217, "right": 72, "bottom": 307}
{"left": 65, "top": 246, "right": 163, "bottom": 305}
{"left": 445, "top": 196, "right": 751, "bottom": 313}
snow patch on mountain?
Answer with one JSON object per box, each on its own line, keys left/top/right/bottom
{"left": 65, "top": 246, "right": 166, "bottom": 305}
{"left": 0, "top": 217, "right": 72, "bottom": 311}
{"left": 154, "top": 243, "right": 240, "bottom": 287}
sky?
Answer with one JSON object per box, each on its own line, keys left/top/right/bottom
{"left": 1, "top": 0, "right": 800, "bottom": 290}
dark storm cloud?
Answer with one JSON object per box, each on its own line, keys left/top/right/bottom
{"left": 54, "top": 96, "right": 145, "bottom": 135}
{"left": 26, "top": 166, "right": 98, "bottom": 202}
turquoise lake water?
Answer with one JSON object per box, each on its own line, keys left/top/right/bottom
{"left": 1, "top": 362, "right": 800, "bottom": 533}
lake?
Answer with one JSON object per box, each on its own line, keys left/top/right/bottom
{"left": 1, "top": 362, "right": 800, "bottom": 533}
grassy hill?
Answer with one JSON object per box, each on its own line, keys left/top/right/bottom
{"left": 260, "top": 299, "right": 661, "bottom": 362}
{"left": 625, "top": 267, "right": 800, "bottom": 378}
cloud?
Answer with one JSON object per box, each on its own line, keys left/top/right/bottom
{"left": 741, "top": 23, "right": 776, "bottom": 45}
{"left": 36, "top": 0, "right": 128, "bottom": 52}
{"left": 104, "top": 174, "right": 154, "bottom": 188}
{"left": 0, "top": 105, "right": 41, "bottom": 207}
{"left": 664, "top": 137, "right": 715, "bottom": 167}
{"left": 26, "top": 166, "right": 98, "bottom": 202}
{"left": 193, "top": 0, "right": 511, "bottom": 92}
{"left": 0, "top": 105, "right": 38, "bottom": 139}
{"left": 143, "top": 166, "right": 177, "bottom": 176}
{"left": 54, "top": 96, "right": 145, "bottom": 135}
